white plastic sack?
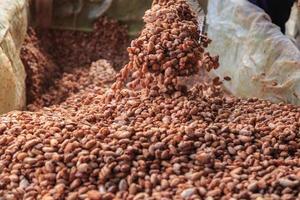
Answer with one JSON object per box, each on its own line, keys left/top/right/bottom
{"left": 207, "top": 0, "right": 300, "bottom": 105}
{"left": 0, "top": 0, "right": 28, "bottom": 114}
{"left": 286, "top": 3, "right": 300, "bottom": 49}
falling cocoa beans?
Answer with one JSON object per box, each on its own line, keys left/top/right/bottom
{"left": 0, "top": 0, "right": 300, "bottom": 200}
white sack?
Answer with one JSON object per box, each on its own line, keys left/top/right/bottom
{"left": 0, "top": 0, "right": 28, "bottom": 114}
{"left": 207, "top": 0, "right": 300, "bottom": 105}
{"left": 286, "top": 3, "right": 300, "bottom": 49}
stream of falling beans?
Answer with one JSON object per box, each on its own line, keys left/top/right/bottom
{"left": 0, "top": 0, "right": 300, "bottom": 200}
{"left": 112, "top": 0, "right": 218, "bottom": 95}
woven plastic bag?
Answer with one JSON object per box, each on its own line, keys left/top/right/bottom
{"left": 206, "top": 0, "right": 300, "bottom": 105}
{"left": 0, "top": 0, "right": 28, "bottom": 114}
{"left": 286, "top": 3, "right": 300, "bottom": 49}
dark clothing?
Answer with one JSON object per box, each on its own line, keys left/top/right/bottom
{"left": 249, "top": 0, "right": 294, "bottom": 33}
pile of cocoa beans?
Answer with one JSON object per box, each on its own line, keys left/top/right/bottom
{"left": 21, "top": 17, "right": 129, "bottom": 109}
{"left": 0, "top": 0, "right": 299, "bottom": 200}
